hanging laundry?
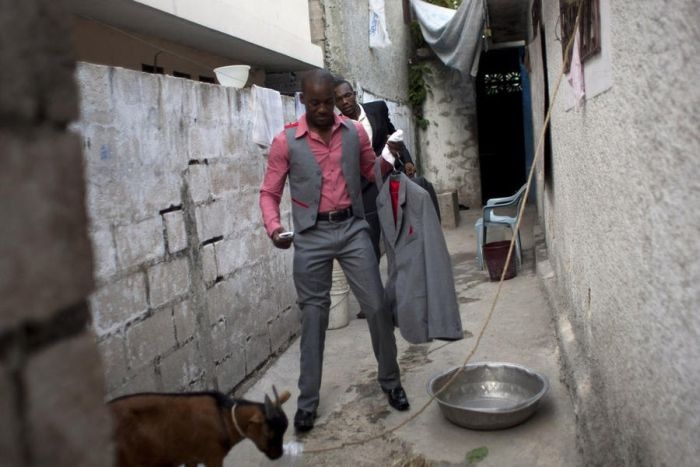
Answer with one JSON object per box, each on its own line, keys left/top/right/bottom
{"left": 410, "top": 0, "right": 485, "bottom": 77}
{"left": 567, "top": 29, "right": 586, "bottom": 107}
{"left": 294, "top": 91, "right": 306, "bottom": 119}
{"left": 369, "top": 0, "right": 392, "bottom": 48}
{"left": 252, "top": 85, "right": 284, "bottom": 147}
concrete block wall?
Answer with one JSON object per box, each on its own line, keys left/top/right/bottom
{"left": 0, "top": 1, "right": 113, "bottom": 465}
{"left": 73, "top": 63, "right": 298, "bottom": 397}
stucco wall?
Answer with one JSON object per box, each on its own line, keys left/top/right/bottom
{"left": 530, "top": 1, "right": 700, "bottom": 464}
{"left": 421, "top": 59, "right": 481, "bottom": 208}
{"left": 73, "top": 63, "right": 299, "bottom": 398}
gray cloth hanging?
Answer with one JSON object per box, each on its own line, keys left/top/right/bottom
{"left": 410, "top": 0, "right": 485, "bottom": 77}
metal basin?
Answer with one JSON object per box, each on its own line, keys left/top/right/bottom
{"left": 427, "top": 362, "right": 549, "bottom": 430}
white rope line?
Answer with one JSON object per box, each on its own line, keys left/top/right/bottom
{"left": 230, "top": 404, "right": 246, "bottom": 439}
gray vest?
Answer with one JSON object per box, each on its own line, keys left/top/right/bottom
{"left": 286, "top": 122, "right": 365, "bottom": 233}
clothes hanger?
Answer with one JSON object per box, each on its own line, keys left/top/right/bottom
{"left": 391, "top": 156, "right": 403, "bottom": 176}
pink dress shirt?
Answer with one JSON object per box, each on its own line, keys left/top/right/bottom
{"left": 260, "top": 114, "right": 387, "bottom": 237}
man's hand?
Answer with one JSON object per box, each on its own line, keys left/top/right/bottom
{"left": 404, "top": 162, "right": 416, "bottom": 177}
{"left": 271, "top": 227, "right": 294, "bottom": 249}
{"left": 386, "top": 140, "right": 404, "bottom": 155}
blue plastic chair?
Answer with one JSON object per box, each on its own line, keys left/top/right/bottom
{"left": 475, "top": 184, "right": 527, "bottom": 270}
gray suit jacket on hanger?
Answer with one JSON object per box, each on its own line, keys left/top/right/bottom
{"left": 375, "top": 164, "right": 463, "bottom": 344}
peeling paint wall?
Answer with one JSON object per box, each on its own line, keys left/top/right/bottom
{"left": 73, "top": 63, "right": 299, "bottom": 397}
{"left": 530, "top": 0, "right": 700, "bottom": 464}
{"left": 420, "top": 59, "right": 481, "bottom": 208}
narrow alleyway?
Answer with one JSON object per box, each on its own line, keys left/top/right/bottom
{"left": 227, "top": 207, "right": 579, "bottom": 466}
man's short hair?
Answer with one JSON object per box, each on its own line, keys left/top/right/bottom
{"left": 300, "top": 69, "right": 335, "bottom": 92}
{"left": 333, "top": 78, "right": 353, "bottom": 91}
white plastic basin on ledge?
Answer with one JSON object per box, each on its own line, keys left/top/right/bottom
{"left": 213, "top": 65, "right": 250, "bottom": 88}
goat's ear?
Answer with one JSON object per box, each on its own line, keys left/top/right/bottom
{"left": 250, "top": 409, "right": 265, "bottom": 425}
{"left": 277, "top": 390, "right": 291, "bottom": 405}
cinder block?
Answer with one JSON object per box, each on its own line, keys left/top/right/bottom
{"left": 90, "top": 272, "right": 148, "bottom": 336}
{"left": 201, "top": 243, "right": 218, "bottom": 283}
{"left": 187, "top": 163, "right": 211, "bottom": 204}
{"left": 25, "top": 334, "right": 114, "bottom": 467}
{"left": 89, "top": 224, "right": 117, "bottom": 281}
{"left": 195, "top": 200, "right": 230, "bottom": 242}
{"left": 215, "top": 354, "right": 246, "bottom": 394}
{"left": 163, "top": 210, "right": 188, "bottom": 253}
{"left": 147, "top": 257, "right": 190, "bottom": 308}
{"left": 173, "top": 300, "right": 197, "bottom": 345}
{"left": 210, "top": 318, "right": 244, "bottom": 363}
{"left": 245, "top": 331, "right": 270, "bottom": 374}
{"left": 110, "top": 365, "right": 159, "bottom": 399}
{"left": 74, "top": 63, "right": 115, "bottom": 126}
{"left": 437, "top": 190, "right": 460, "bottom": 229}
{"left": 269, "top": 305, "right": 300, "bottom": 353}
{"left": 158, "top": 340, "right": 203, "bottom": 391}
{"left": 97, "top": 333, "right": 128, "bottom": 392}
{"left": 114, "top": 216, "right": 165, "bottom": 270}
{"left": 206, "top": 280, "right": 235, "bottom": 325}
{"left": 214, "top": 237, "right": 243, "bottom": 277}
{"left": 0, "top": 131, "right": 94, "bottom": 327}
{"left": 0, "top": 365, "right": 21, "bottom": 467}
{"left": 126, "top": 309, "right": 177, "bottom": 365}
{"left": 209, "top": 161, "right": 239, "bottom": 197}
{"left": 238, "top": 159, "right": 263, "bottom": 192}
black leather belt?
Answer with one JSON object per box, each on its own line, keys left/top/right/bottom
{"left": 317, "top": 207, "right": 353, "bottom": 222}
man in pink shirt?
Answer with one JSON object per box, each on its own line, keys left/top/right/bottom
{"left": 260, "top": 69, "right": 409, "bottom": 433}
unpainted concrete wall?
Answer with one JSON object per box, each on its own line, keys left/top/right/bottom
{"left": 73, "top": 63, "right": 299, "bottom": 398}
{"left": 530, "top": 0, "right": 700, "bottom": 464}
{"left": 420, "top": 59, "right": 481, "bottom": 208}
{"left": 0, "top": 2, "right": 113, "bottom": 465}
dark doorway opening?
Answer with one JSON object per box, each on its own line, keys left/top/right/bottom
{"left": 476, "top": 47, "right": 528, "bottom": 204}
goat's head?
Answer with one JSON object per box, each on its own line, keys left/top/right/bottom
{"left": 242, "top": 386, "right": 291, "bottom": 459}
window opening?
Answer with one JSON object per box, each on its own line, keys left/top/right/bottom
{"left": 559, "top": 0, "right": 601, "bottom": 72}
{"left": 142, "top": 64, "right": 164, "bottom": 74}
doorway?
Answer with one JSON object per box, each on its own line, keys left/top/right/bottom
{"left": 476, "top": 47, "right": 529, "bottom": 204}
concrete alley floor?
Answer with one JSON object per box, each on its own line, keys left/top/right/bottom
{"left": 226, "top": 207, "right": 579, "bottom": 466}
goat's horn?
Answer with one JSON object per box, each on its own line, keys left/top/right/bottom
{"left": 272, "top": 385, "right": 280, "bottom": 405}
{"left": 264, "top": 394, "right": 273, "bottom": 418}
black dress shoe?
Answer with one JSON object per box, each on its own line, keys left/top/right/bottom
{"left": 294, "top": 409, "right": 316, "bottom": 432}
{"left": 356, "top": 311, "right": 366, "bottom": 319}
{"left": 384, "top": 386, "right": 410, "bottom": 411}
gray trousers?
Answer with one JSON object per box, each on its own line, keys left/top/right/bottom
{"left": 292, "top": 217, "right": 401, "bottom": 413}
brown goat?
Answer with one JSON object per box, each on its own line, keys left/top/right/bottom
{"left": 109, "top": 387, "right": 291, "bottom": 467}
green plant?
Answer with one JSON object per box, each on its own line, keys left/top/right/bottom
{"left": 407, "top": 0, "right": 463, "bottom": 130}
{"left": 465, "top": 446, "right": 489, "bottom": 464}
{"left": 408, "top": 61, "right": 431, "bottom": 130}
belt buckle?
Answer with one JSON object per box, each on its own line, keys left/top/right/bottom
{"left": 328, "top": 210, "right": 340, "bottom": 223}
